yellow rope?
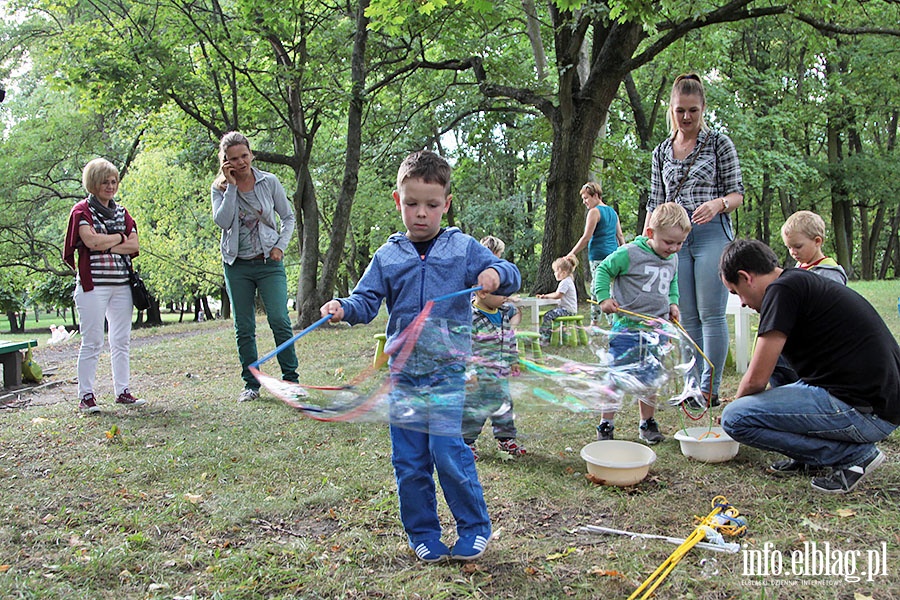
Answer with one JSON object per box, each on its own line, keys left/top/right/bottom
{"left": 627, "top": 496, "right": 743, "bottom": 600}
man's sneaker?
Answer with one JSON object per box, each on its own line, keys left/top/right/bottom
{"left": 412, "top": 539, "right": 450, "bottom": 563}
{"left": 497, "top": 439, "right": 526, "bottom": 457}
{"left": 596, "top": 421, "right": 615, "bottom": 441}
{"left": 767, "top": 458, "right": 824, "bottom": 477}
{"left": 466, "top": 442, "right": 479, "bottom": 461}
{"left": 115, "top": 389, "right": 146, "bottom": 406}
{"left": 639, "top": 418, "right": 665, "bottom": 445}
{"left": 450, "top": 535, "right": 490, "bottom": 561}
{"left": 238, "top": 389, "right": 260, "bottom": 402}
{"left": 811, "top": 450, "right": 886, "bottom": 494}
{"left": 78, "top": 393, "right": 100, "bottom": 413}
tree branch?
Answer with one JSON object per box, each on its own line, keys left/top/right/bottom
{"left": 629, "top": 4, "right": 788, "bottom": 72}
{"left": 794, "top": 13, "right": 900, "bottom": 36}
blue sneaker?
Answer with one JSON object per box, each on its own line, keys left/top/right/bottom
{"left": 450, "top": 535, "right": 490, "bottom": 560}
{"left": 412, "top": 539, "right": 450, "bottom": 563}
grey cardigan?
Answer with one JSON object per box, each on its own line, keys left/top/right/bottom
{"left": 211, "top": 167, "right": 296, "bottom": 265}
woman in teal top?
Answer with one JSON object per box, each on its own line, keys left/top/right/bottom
{"left": 567, "top": 181, "right": 625, "bottom": 325}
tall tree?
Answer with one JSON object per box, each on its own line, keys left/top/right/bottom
{"left": 367, "top": 0, "right": 900, "bottom": 288}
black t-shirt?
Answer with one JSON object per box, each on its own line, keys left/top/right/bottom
{"left": 759, "top": 269, "right": 900, "bottom": 424}
{"left": 411, "top": 228, "right": 445, "bottom": 258}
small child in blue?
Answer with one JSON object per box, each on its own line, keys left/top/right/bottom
{"left": 462, "top": 288, "right": 525, "bottom": 460}
{"left": 593, "top": 202, "right": 692, "bottom": 445}
{"left": 320, "top": 151, "right": 521, "bottom": 563}
{"left": 537, "top": 255, "right": 579, "bottom": 344}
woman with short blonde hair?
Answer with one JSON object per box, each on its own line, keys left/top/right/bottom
{"left": 64, "top": 158, "right": 146, "bottom": 412}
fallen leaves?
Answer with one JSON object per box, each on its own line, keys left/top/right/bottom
{"left": 589, "top": 567, "right": 627, "bottom": 580}
{"left": 546, "top": 547, "right": 577, "bottom": 560}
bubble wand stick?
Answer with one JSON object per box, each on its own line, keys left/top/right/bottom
{"left": 250, "top": 286, "right": 482, "bottom": 420}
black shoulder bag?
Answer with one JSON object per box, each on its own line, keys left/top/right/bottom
{"left": 127, "top": 257, "right": 152, "bottom": 311}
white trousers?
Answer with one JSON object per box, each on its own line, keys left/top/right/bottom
{"left": 74, "top": 284, "right": 133, "bottom": 398}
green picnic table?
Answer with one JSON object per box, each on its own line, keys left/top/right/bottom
{"left": 0, "top": 340, "right": 38, "bottom": 388}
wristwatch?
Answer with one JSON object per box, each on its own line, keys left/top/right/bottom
{"left": 721, "top": 197, "right": 729, "bottom": 212}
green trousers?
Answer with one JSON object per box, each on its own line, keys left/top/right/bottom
{"left": 223, "top": 257, "right": 299, "bottom": 390}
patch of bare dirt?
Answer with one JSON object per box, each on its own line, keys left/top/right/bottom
{"left": 1, "top": 323, "right": 229, "bottom": 410}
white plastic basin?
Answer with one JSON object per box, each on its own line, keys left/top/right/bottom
{"left": 674, "top": 426, "right": 740, "bottom": 463}
{"left": 580, "top": 440, "right": 657, "bottom": 487}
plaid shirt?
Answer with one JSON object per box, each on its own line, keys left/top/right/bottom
{"left": 649, "top": 130, "right": 744, "bottom": 213}
{"left": 471, "top": 303, "right": 519, "bottom": 378}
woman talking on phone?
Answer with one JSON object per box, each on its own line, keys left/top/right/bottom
{"left": 211, "top": 132, "right": 298, "bottom": 402}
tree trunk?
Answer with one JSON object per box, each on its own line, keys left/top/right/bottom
{"left": 521, "top": 0, "right": 547, "bottom": 80}
{"left": 201, "top": 296, "right": 213, "bottom": 321}
{"left": 220, "top": 286, "right": 231, "bottom": 321}
{"left": 145, "top": 298, "right": 163, "bottom": 326}
{"left": 826, "top": 117, "right": 853, "bottom": 277}
{"left": 305, "top": 0, "right": 370, "bottom": 328}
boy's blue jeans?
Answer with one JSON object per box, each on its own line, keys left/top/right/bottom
{"left": 677, "top": 214, "right": 731, "bottom": 396}
{"left": 721, "top": 381, "right": 896, "bottom": 468}
{"left": 389, "top": 367, "right": 492, "bottom": 546}
{"left": 223, "top": 258, "right": 299, "bottom": 390}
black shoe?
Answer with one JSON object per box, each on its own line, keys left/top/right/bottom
{"left": 639, "top": 417, "right": 665, "bottom": 445}
{"left": 682, "top": 392, "right": 706, "bottom": 411}
{"left": 596, "top": 421, "right": 615, "bottom": 441}
{"left": 708, "top": 394, "right": 720, "bottom": 407}
{"left": 767, "top": 458, "right": 823, "bottom": 477}
{"left": 811, "top": 450, "right": 886, "bottom": 494}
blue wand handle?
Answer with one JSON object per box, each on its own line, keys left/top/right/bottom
{"left": 252, "top": 314, "right": 333, "bottom": 368}
{"left": 430, "top": 285, "right": 482, "bottom": 303}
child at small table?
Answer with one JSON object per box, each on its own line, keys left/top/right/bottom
{"left": 537, "top": 255, "right": 579, "bottom": 344}
{"left": 593, "top": 202, "right": 692, "bottom": 444}
{"left": 320, "top": 151, "right": 520, "bottom": 563}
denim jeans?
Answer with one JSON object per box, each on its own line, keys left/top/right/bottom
{"left": 721, "top": 381, "right": 897, "bottom": 468}
{"left": 75, "top": 284, "right": 133, "bottom": 398}
{"left": 223, "top": 258, "right": 298, "bottom": 390}
{"left": 677, "top": 214, "right": 731, "bottom": 395}
{"left": 389, "top": 368, "right": 491, "bottom": 546}
{"left": 589, "top": 260, "right": 603, "bottom": 323}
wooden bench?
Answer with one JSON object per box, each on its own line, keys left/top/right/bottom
{"left": 0, "top": 340, "right": 38, "bottom": 388}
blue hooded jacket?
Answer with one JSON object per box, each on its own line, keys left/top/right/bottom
{"left": 337, "top": 228, "right": 521, "bottom": 373}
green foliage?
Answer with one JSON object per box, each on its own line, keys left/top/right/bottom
{"left": 119, "top": 144, "right": 222, "bottom": 304}
{"left": 0, "top": 270, "right": 27, "bottom": 313}
{"left": 3, "top": 0, "right": 899, "bottom": 330}
{"left": 30, "top": 274, "right": 76, "bottom": 313}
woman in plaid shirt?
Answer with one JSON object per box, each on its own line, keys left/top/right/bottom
{"left": 646, "top": 73, "right": 744, "bottom": 407}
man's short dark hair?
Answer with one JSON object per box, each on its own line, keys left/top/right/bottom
{"left": 719, "top": 239, "right": 780, "bottom": 284}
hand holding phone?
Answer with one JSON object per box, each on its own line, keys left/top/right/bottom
{"left": 222, "top": 160, "right": 236, "bottom": 184}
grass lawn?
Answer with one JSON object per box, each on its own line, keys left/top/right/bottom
{"left": 0, "top": 281, "right": 898, "bottom": 599}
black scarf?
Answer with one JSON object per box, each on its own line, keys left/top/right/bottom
{"left": 88, "top": 194, "right": 119, "bottom": 223}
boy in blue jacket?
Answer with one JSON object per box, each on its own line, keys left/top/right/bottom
{"left": 320, "top": 151, "right": 521, "bottom": 563}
